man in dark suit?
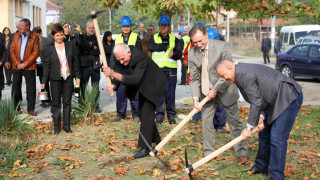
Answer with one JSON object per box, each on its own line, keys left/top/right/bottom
{"left": 188, "top": 25, "right": 248, "bottom": 162}
{"left": 274, "top": 35, "right": 282, "bottom": 54}
{"left": 103, "top": 43, "right": 167, "bottom": 159}
{"left": 261, "top": 34, "right": 271, "bottom": 64}
{"left": 216, "top": 60, "right": 303, "bottom": 180}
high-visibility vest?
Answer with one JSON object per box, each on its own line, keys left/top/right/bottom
{"left": 185, "top": 42, "right": 193, "bottom": 73}
{"left": 181, "top": 35, "right": 190, "bottom": 58}
{"left": 151, "top": 33, "right": 177, "bottom": 68}
{"left": 115, "top": 32, "right": 138, "bottom": 45}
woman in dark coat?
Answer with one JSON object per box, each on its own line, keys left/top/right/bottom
{"left": 102, "top": 31, "right": 114, "bottom": 66}
{"left": 41, "top": 24, "right": 80, "bottom": 135}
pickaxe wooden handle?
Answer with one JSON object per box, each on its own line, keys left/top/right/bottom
{"left": 185, "top": 126, "right": 259, "bottom": 174}
{"left": 150, "top": 96, "right": 209, "bottom": 157}
{"left": 91, "top": 11, "right": 114, "bottom": 96}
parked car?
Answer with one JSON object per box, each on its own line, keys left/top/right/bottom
{"left": 275, "top": 44, "right": 320, "bottom": 79}
{"left": 297, "top": 36, "right": 320, "bottom": 45}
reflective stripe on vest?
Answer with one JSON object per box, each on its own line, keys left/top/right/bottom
{"left": 151, "top": 33, "right": 176, "bottom": 68}
{"left": 181, "top": 35, "right": 190, "bottom": 58}
{"left": 115, "top": 32, "right": 138, "bottom": 45}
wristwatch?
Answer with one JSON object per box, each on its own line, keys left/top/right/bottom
{"left": 246, "top": 127, "right": 253, "bottom": 131}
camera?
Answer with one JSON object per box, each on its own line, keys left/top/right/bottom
{"left": 94, "top": 60, "right": 102, "bottom": 72}
{"left": 68, "top": 24, "right": 76, "bottom": 29}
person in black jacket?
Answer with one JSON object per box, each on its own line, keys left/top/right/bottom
{"left": 0, "top": 35, "right": 7, "bottom": 99}
{"left": 103, "top": 43, "right": 167, "bottom": 159}
{"left": 261, "top": 34, "right": 271, "bottom": 64}
{"left": 41, "top": 24, "right": 81, "bottom": 135}
{"left": 102, "top": 31, "right": 114, "bottom": 66}
{"left": 76, "top": 22, "right": 102, "bottom": 112}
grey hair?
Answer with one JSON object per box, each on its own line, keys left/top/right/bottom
{"left": 20, "top": 18, "right": 31, "bottom": 29}
{"left": 216, "top": 59, "right": 234, "bottom": 71}
{"left": 113, "top": 43, "right": 130, "bottom": 56}
{"left": 139, "top": 23, "right": 145, "bottom": 27}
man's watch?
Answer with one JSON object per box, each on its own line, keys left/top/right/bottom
{"left": 246, "top": 127, "right": 253, "bottom": 131}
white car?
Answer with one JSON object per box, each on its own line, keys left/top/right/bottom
{"left": 297, "top": 36, "right": 320, "bottom": 45}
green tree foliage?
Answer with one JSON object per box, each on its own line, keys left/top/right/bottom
{"left": 59, "top": 0, "right": 110, "bottom": 32}
{"left": 96, "top": 0, "right": 320, "bottom": 23}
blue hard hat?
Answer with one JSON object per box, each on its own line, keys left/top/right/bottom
{"left": 158, "top": 15, "right": 170, "bottom": 25}
{"left": 207, "top": 28, "right": 219, "bottom": 39}
{"left": 178, "top": 28, "right": 186, "bottom": 35}
{"left": 120, "top": 16, "right": 132, "bottom": 26}
{"left": 195, "top": 22, "right": 205, "bottom": 28}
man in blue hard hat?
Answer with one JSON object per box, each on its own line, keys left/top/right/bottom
{"left": 178, "top": 28, "right": 190, "bottom": 85}
{"left": 148, "top": 14, "right": 182, "bottom": 124}
{"left": 112, "top": 16, "right": 142, "bottom": 123}
{"left": 212, "top": 25, "right": 225, "bottom": 41}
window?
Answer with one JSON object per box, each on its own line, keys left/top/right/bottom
{"left": 303, "top": 39, "right": 313, "bottom": 44}
{"left": 279, "top": 32, "right": 284, "bottom": 41}
{"left": 15, "top": 0, "right": 23, "bottom": 17}
{"left": 292, "top": 46, "right": 308, "bottom": 57}
{"left": 309, "top": 46, "right": 320, "bottom": 58}
{"left": 289, "top": 33, "right": 295, "bottom": 45}
{"left": 33, "top": 6, "right": 42, "bottom": 28}
{"left": 284, "top": 33, "right": 289, "bottom": 43}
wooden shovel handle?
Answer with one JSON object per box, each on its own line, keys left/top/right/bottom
{"left": 150, "top": 97, "right": 209, "bottom": 157}
{"left": 91, "top": 11, "right": 114, "bottom": 96}
{"left": 185, "top": 126, "right": 259, "bottom": 173}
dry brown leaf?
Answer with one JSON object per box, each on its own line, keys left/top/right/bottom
{"left": 91, "top": 174, "right": 104, "bottom": 180}
{"left": 114, "top": 165, "right": 130, "bottom": 176}
{"left": 2, "top": 157, "right": 7, "bottom": 166}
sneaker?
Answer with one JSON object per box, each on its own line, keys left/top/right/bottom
{"left": 155, "top": 118, "right": 163, "bottom": 124}
{"left": 168, "top": 117, "right": 176, "bottom": 124}
{"left": 112, "top": 117, "right": 122, "bottom": 122}
{"left": 133, "top": 117, "right": 140, "bottom": 123}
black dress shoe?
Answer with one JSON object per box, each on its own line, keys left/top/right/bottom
{"left": 63, "top": 127, "right": 72, "bottom": 133}
{"left": 54, "top": 129, "right": 60, "bottom": 135}
{"left": 244, "top": 167, "right": 268, "bottom": 175}
{"left": 133, "top": 148, "right": 150, "bottom": 159}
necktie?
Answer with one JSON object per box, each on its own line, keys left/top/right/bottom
{"left": 201, "top": 49, "right": 209, "bottom": 95}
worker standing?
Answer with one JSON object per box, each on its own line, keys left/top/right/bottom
{"left": 148, "top": 15, "right": 182, "bottom": 124}
{"left": 112, "top": 16, "right": 142, "bottom": 123}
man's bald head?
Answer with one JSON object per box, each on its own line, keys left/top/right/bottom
{"left": 216, "top": 60, "right": 236, "bottom": 83}
{"left": 113, "top": 43, "right": 131, "bottom": 66}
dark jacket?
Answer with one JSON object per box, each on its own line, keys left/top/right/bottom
{"left": 103, "top": 40, "right": 114, "bottom": 65}
{"left": 6, "top": 32, "right": 15, "bottom": 64}
{"left": 138, "top": 31, "right": 148, "bottom": 39}
{"left": 78, "top": 34, "right": 100, "bottom": 67}
{"left": 274, "top": 38, "right": 282, "bottom": 53}
{"left": 42, "top": 41, "right": 80, "bottom": 84}
{"left": 0, "top": 35, "right": 7, "bottom": 64}
{"left": 235, "top": 62, "right": 302, "bottom": 126}
{"left": 10, "top": 31, "right": 40, "bottom": 70}
{"left": 147, "top": 33, "right": 182, "bottom": 61}
{"left": 113, "top": 46, "right": 167, "bottom": 106}
{"left": 261, "top": 38, "right": 271, "bottom": 52}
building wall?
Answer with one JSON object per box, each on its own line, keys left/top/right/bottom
{"left": 46, "top": 9, "right": 60, "bottom": 25}
{"left": 0, "top": 0, "right": 47, "bottom": 36}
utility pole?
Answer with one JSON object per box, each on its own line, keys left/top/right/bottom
{"left": 227, "top": 11, "right": 230, "bottom": 43}
{"left": 271, "top": 0, "right": 282, "bottom": 54}
{"left": 109, "top": 8, "right": 112, "bottom": 31}
{"left": 187, "top": 7, "right": 191, "bottom": 28}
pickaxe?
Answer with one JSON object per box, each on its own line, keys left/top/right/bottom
{"left": 150, "top": 97, "right": 208, "bottom": 157}
{"left": 82, "top": 10, "right": 113, "bottom": 96}
{"left": 184, "top": 126, "right": 259, "bottom": 178}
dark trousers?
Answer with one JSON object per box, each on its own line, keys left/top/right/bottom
{"left": 11, "top": 70, "right": 36, "bottom": 112}
{"left": 37, "top": 64, "right": 51, "bottom": 103}
{"left": 262, "top": 50, "right": 270, "bottom": 63}
{"left": 4, "top": 65, "right": 12, "bottom": 84}
{"left": 254, "top": 88, "right": 303, "bottom": 180}
{"left": 138, "top": 93, "right": 161, "bottom": 148}
{"left": 180, "top": 59, "right": 187, "bottom": 84}
{"left": 0, "top": 65, "right": 4, "bottom": 89}
{"left": 50, "top": 76, "right": 73, "bottom": 131}
{"left": 80, "top": 66, "right": 100, "bottom": 106}
{"left": 213, "top": 104, "right": 227, "bottom": 129}
{"left": 116, "top": 83, "right": 139, "bottom": 118}
{"left": 156, "top": 68, "right": 177, "bottom": 119}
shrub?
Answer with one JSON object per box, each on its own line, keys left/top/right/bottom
{"left": 72, "top": 84, "right": 100, "bottom": 124}
{"left": 0, "top": 98, "right": 34, "bottom": 137}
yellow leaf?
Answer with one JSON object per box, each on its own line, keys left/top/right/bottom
{"left": 14, "top": 160, "right": 21, "bottom": 167}
{"left": 185, "top": 136, "right": 194, "bottom": 141}
{"left": 152, "top": 169, "right": 160, "bottom": 177}
{"left": 137, "top": 167, "right": 145, "bottom": 175}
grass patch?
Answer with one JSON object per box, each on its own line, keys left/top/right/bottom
{"left": 1, "top": 106, "right": 319, "bottom": 179}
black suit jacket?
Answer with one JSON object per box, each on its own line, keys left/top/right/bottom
{"left": 113, "top": 46, "right": 167, "bottom": 106}
{"left": 235, "top": 62, "right": 302, "bottom": 126}
{"left": 42, "top": 41, "right": 80, "bottom": 84}
{"left": 261, "top": 38, "right": 271, "bottom": 51}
